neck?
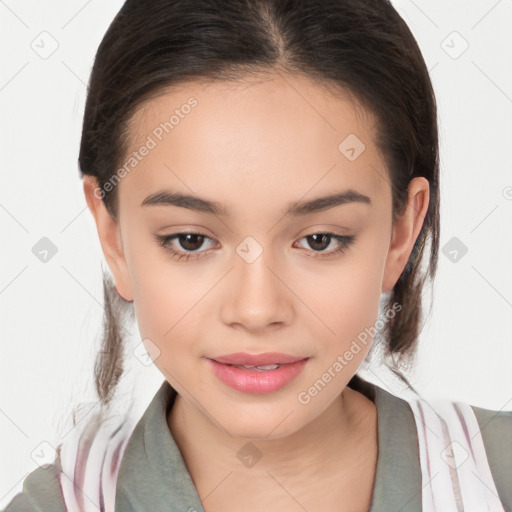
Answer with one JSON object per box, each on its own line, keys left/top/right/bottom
{"left": 167, "top": 385, "right": 376, "bottom": 481}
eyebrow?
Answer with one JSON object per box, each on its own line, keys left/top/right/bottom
{"left": 140, "top": 188, "right": 372, "bottom": 216}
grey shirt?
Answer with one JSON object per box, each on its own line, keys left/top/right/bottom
{"left": 3, "top": 376, "right": 511, "bottom": 511}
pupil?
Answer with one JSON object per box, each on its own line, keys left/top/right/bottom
{"left": 309, "top": 234, "right": 329, "bottom": 251}
{"left": 180, "top": 234, "right": 203, "bottom": 251}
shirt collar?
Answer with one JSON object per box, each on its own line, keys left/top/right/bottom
{"left": 115, "top": 378, "right": 421, "bottom": 511}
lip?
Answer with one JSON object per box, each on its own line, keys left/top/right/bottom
{"left": 209, "top": 352, "right": 308, "bottom": 366}
{"left": 205, "top": 354, "right": 309, "bottom": 394}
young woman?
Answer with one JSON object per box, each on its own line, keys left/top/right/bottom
{"left": 4, "top": 1, "right": 511, "bottom": 511}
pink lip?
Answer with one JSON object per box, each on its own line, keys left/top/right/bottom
{"left": 206, "top": 353, "right": 309, "bottom": 394}
{"left": 209, "top": 352, "right": 308, "bottom": 366}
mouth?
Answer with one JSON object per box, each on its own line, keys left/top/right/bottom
{"left": 205, "top": 353, "right": 309, "bottom": 394}
{"left": 208, "top": 352, "right": 308, "bottom": 366}
{"left": 223, "top": 363, "right": 284, "bottom": 371}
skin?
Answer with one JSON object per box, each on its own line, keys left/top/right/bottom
{"left": 83, "top": 70, "right": 429, "bottom": 511}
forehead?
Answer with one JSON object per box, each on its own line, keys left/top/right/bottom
{"left": 120, "top": 71, "right": 391, "bottom": 216}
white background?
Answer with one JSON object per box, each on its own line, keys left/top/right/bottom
{"left": 1, "top": 0, "right": 511, "bottom": 506}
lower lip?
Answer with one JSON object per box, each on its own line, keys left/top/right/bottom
{"left": 206, "top": 358, "right": 309, "bottom": 394}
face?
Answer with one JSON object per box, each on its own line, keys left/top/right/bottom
{"left": 84, "top": 71, "right": 429, "bottom": 439}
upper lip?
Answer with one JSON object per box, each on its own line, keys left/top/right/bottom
{"left": 208, "top": 352, "right": 309, "bottom": 366}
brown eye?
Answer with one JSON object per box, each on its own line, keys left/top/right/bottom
{"left": 155, "top": 231, "right": 216, "bottom": 261}
{"left": 306, "top": 234, "right": 331, "bottom": 251}
{"left": 176, "top": 233, "right": 206, "bottom": 251}
{"left": 295, "top": 233, "right": 356, "bottom": 257}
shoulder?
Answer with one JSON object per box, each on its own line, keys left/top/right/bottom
{"left": 2, "top": 456, "right": 67, "bottom": 512}
{"left": 471, "top": 404, "right": 512, "bottom": 511}
{"left": 369, "top": 380, "right": 512, "bottom": 511}
{"left": 471, "top": 402, "right": 512, "bottom": 439}
{"left": 2, "top": 404, "right": 139, "bottom": 512}
{"left": 404, "top": 392, "right": 512, "bottom": 511}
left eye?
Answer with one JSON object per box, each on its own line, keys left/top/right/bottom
{"left": 155, "top": 231, "right": 356, "bottom": 261}
{"left": 294, "top": 233, "right": 356, "bottom": 257}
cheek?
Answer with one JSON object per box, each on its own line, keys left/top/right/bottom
{"left": 131, "top": 264, "right": 207, "bottom": 380}
{"left": 127, "top": 237, "right": 222, "bottom": 374}
{"left": 293, "top": 238, "right": 387, "bottom": 352}
{"left": 124, "top": 232, "right": 195, "bottom": 338}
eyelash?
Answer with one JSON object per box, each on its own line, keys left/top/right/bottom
{"left": 155, "top": 231, "right": 356, "bottom": 262}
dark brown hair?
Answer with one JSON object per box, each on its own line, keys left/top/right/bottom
{"left": 79, "top": 0, "right": 439, "bottom": 406}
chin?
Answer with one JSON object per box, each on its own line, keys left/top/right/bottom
{"left": 207, "top": 401, "right": 307, "bottom": 441}
{"left": 227, "top": 421, "right": 300, "bottom": 442}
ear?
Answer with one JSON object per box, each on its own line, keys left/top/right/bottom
{"left": 82, "top": 175, "right": 134, "bottom": 301}
{"left": 381, "top": 177, "right": 430, "bottom": 293}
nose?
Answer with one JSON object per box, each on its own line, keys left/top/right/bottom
{"left": 220, "top": 246, "right": 294, "bottom": 333}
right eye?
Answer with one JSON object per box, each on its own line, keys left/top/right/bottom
{"left": 155, "top": 231, "right": 217, "bottom": 261}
